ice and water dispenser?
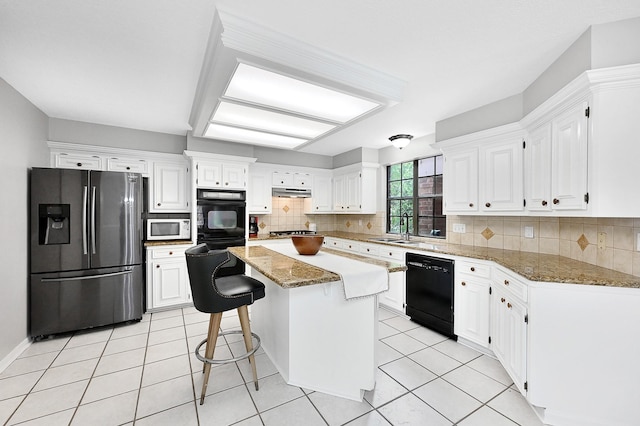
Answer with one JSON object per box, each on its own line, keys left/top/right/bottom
{"left": 38, "top": 204, "right": 70, "bottom": 245}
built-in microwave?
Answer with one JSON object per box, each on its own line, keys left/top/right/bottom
{"left": 146, "top": 218, "right": 191, "bottom": 241}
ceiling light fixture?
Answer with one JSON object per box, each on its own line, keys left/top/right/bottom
{"left": 389, "top": 134, "right": 413, "bottom": 149}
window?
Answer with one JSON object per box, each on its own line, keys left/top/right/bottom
{"left": 387, "top": 155, "right": 445, "bottom": 238}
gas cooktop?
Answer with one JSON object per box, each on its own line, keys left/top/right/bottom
{"left": 269, "top": 230, "right": 317, "bottom": 236}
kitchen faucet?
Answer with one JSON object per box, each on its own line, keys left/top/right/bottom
{"left": 402, "top": 212, "right": 410, "bottom": 240}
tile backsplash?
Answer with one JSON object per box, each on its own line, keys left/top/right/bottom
{"left": 446, "top": 215, "right": 640, "bottom": 277}
{"left": 255, "top": 201, "right": 640, "bottom": 277}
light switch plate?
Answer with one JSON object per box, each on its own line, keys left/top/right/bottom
{"left": 598, "top": 232, "right": 606, "bottom": 250}
{"left": 524, "top": 226, "right": 534, "bottom": 238}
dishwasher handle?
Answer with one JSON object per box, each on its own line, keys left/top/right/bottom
{"left": 407, "top": 261, "right": 451, "bottom": 273}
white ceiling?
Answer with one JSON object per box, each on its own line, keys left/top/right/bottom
{"left": 2, "top": 0, "right": 640, "bottom": 156}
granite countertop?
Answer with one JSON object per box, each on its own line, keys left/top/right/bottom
{"left": 249, "top": 231, "right": 640, "bottom": 288}
{"left": 228, "top": 245, "right": 405, "bottom": 289}
{"left": 144, "top": 240, "right": 193, "bottom": 247}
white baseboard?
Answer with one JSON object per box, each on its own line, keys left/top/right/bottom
{"left": 0, "top": 338, "right": 31, "bottom": 373}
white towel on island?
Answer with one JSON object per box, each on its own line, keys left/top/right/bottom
{"left": 266, "top": 244, "right": 389, "bottom": 300}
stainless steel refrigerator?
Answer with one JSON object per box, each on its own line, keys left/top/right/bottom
{"left": 29, "top": 168, "right": 144, "bottom": 337}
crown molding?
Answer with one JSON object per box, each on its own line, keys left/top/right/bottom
{"left": 432, "top": 123, "right": 525, "bottom": 151}
{"left": 47, "top": 141, "right": 186, "bottom": 162}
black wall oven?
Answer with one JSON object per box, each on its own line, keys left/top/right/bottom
{"left": 196, "top": 189, "right": 246, "bottom": 276}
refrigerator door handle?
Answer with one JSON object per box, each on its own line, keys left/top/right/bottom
{"left": 91, "top": 186, "right": 97, "bottom": 254}
{"left": 41, "top": 270, "right": 133, "bottom": 282}
{"left": 82, "top": 185, "right": 88, "bottom": 255}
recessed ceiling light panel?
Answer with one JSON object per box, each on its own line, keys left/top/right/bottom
{"left": 204, "top": 123, "right": 308, "bottom": 149}
{"left": 212, "top": 102, "right": 336, "bottom": 139}
{"left": 225, "top": 63, "right": 381, "bottom": 123}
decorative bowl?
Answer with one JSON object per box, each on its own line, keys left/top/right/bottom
{"left": 291, "top": 235, "right": 324, "bottom": 255}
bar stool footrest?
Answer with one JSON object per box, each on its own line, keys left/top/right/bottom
{"left": 195, "top": 330, "right": 261, "bottom": 365}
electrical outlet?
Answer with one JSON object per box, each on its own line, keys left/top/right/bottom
{"left": 524, "top": 226, "right": 534, "bottom": 238}
{"left": 453, "top": 223, "right": 466, "bottom": 233}
{"left": 598, "top": 232, "right": 606, "bottom": 250}
{"left": 358, "top": 219, "right": 362, "bottom": 226}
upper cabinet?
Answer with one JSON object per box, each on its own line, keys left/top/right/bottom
{"left": 525, "top": 101, "right": 589, "bottom": 212}
{"left": 331, "top": 164, "right": 378, "bottom": 214}
{"left": 437, "top": 64, "right": 640, "bottom": 217}
{"left": 196, "top": 161, "right": 246, "bottom": 190}
{"left": 304, "top": 172, "right": 332, "bottom": 213}
{"left": 248, "top": 170, "right": 272, "bottom": 214}
{"left": 440, "top": 125, "right": 525, "bottom": 215}
{"left": 150, "top": 161, "right": 190, "bottom": 212}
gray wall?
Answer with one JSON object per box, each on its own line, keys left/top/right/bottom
{"left": 523, "top": 27, "right": 592, "bottom": 115}
{"left": 49, "top": 118, "right": 186, "bottom": 154}
{"left": 435, "top": 94, "right": 523, "bottom": 142}
{"left": 591, "top": 16, "right": 640, "bottom": 69}
{"left": 0, "top": 79, "right": 49, "bottom": 363}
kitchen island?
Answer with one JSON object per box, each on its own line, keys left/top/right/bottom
{"left": 228, "top": 244, "right": 405, "bottom": 401}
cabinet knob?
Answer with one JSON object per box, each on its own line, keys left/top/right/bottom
{"left": 470, "top": 267, "right": 475, "bottom": 272}
{"left": 264, "top": 206, "right": 267, "bottom": 209}
{"left": 348, "top": 245, "right": 352, "bottom": 249}
{"left": 77, "top": 162, "right": 82, "bottom": 167}
{"left": 280, "top": 181, "right": 284, "bottom": 184}
{"left": 216, "top": 182, "right": 220, "bottom": 185}
{"left": 126, "top": 166, "right": 131, "bottom": 170}
{"left": 316, "top": 206, "right": 319, "bottom": 210}
{"left": 461, "top": 281, "right": 466, "bottom": 286}
{"left": 157, "top": 203, "right": 161, "bottom": 206}
{"left": 469, "top": 203, "right": 474, "bottom": 208}
{"left": 225, "top": 182, "right": 229, "bottom": 186}
{"left": 485, "top": 202, "right": 491, "bottom": 208}
{"left": 504, "top": 279, "right": 510, "bottom": 286}
{"left": 169, "top": 251, "right": 173, "bottom": 255}
{"left": 389, "top": 252, "right": 393, "bottom": 256}
{"left": 507, "top": 302, "right": 512, "bottom": 309}
{"left": 553, "top": 198, "right": 560, "bottom": 205}
{"left": 501, "top": 297, "right": 505, "bottom": 303}
{"left": 156, "top": 265, "right": 160, "bottom": 268}
{"left": 541, "top": 200, "right": 548, "bottom": 206}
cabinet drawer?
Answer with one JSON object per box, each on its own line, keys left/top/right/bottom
{"left": 272, "top": 172, "right": 294, "bottom": 187}
{"left": 379, "top": 247, "right": 405, "bottom": 262}
{"left": 107, "top": 157, "right": 148, "bottom": 174}
{"left": 359, "top": 244, "right": 380, "bottom": 257}
{"left": 324, "top": 238, "right": 344, "bottom": 249}
{"left": 55, "top": 153, "right": 103, "bottom": 170}
{"left": 343, "top": 241, "right": 360, "bottom": 252}
{"left": 294, "top": 173, "right": 311, "bottom": 187}
{"left": 456, "top": 260, "right": 491, "bottom": 278}
{"left": 149, "top": 246, "right": 188, "bottom": 259}
{"left": 492, "top": 267, "right": 527, "bottom": 302}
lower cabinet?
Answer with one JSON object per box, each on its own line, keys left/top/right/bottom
{"left": 146, "top": 245, "right": 192, "bottom": 310}
{"left": 454, "top": 260, "right": 491, "bottom": 348}
{"left": 490, "top": 269, "right": 528, "bottom": 395}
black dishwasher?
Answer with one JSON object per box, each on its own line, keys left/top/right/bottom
{"left": 405, "top": 253, "right": 456, "bottom": 339}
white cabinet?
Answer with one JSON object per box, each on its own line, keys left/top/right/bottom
{"left": 53, "top": 152, "right": 104, "bottom": 170}
{"left": 150, "top": 162, "right": 189, "bottom": 212}
{"left": 524, "top": 124, "right": 552, "bottom": 211}
{"left": 272, "top": 171, "right": 311, "bottom": 188}
{"left": 443, "top": 149, "right": 478, "bottom": 212}
{"left": 197, "top": 161, "right": 246, "bottom": 189}
{"left": 304, "top": 173, "right": 332, "bottom": 213}
{"left": 490, "top": 267, "right": 528, "bottom": 395}
{"left": 379, "top": 272, "right": 405, "bottom": 314}
{"left": 441, "top": 128, "right": 524, "bottom": 215}
{"left": 454, "top": 260, "right": 491, "bottom": 348}
{"left": 146, "top": 245, "right": 192, "bottom": 310}
{"left": 248, "top": 172, "right": 272, "bottom": 214}
{"left": 549, "top": 101, "right": 589, "bottom": 210}
{"left": 106, "top": 157, "right": 148, "bottom": 174}
{"left": 480, "top": 138, "right": 524, "bottom": 211}
{"left": 294, "top": 173, "right": 311, "bottom": 188}
{"left": 332, "top": 165, "right": 377, "bottom": 214}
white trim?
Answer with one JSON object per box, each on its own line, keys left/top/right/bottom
{"left": 0, "top": 338, "right": 31, "bottom": 373}
{"left": 48, "top": 141, "right": 185, "bottom": 162}
{"left": 183, "top": 150, "right": 257, "bottom": 164}
{"left": 432, "top": 123, "right": 524, "bottom": 151}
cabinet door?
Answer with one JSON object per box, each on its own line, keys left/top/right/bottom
{"left": 222, "top": 164, "right": 246, "bottom": 189}
{"left": 308, "top": 174, "right": 332, "bottom": 212}
{"left": 107, "top": 157, "right": 148, "bottom": 174}
{"left": 444, "top": 150, "right": 478, "bottom": 212}
{"left": 491, "top": 286, "right": 528, "bottom": 395}
{"left": 333, "top": 175, "right": 346, "bottom": 211}
{"left": 152, "top": 162, "right": 189, "bottom": 212}
{"left": 550, "top": 102, "right": 588, "bottom": 210}
{"left": 525, "top": 124, "right": 552, "bottom": 211}
{"left": 248, "top": 173, "right": 272, "bottom": 213}
{"left": 379, "top": 272, "right": 405, "bottom": 314}
{"left": 197, "top": 162, "right": 222, "bottom": 188}
{"left": 454, "top": 275, "right": 490, "bottom": 348}
{"left": 294, "top": 173, "right": 311, "bottom": 188}
{"left": 272, "top": 171, "right": 294, "bottom": 187}
{"left": 345, "top": 171, "right": 361, "bottom": 211}
{"left": 480, "top": 139, "right": 524, "bottom": 211}
{"left": 151, "top": 260, "right": 189, "bottom": 308}
{"left": 54, "top": 152, "right": 103, "bottom": 170}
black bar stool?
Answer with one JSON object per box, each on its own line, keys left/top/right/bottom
{"left": 185, "top": 243, "right": 265, "bottom": 405}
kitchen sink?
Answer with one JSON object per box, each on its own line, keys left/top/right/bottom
{"left": 368, "top": 237, "right": 404, "bottom": 243}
